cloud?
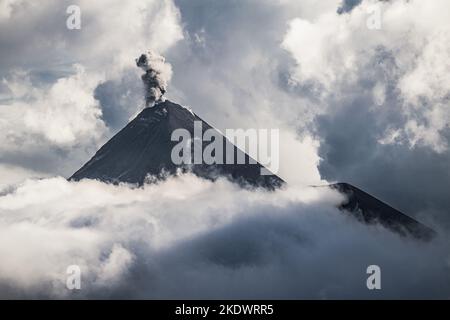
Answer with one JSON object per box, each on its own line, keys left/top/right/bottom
{"left": 279, "top": 0, "right": 450, "bottom": 225}
{"left": 166, "top": 0, "right": 447, "bottom": 199}
{"left": 0, "top": 174, "right": 448, "bottom": 298}
{"left": 0, "top": 0, "right": 183, "bottom": 179}
{"left": 0, "top": 0, "right": 183, "bottom": 76}
{"left": 283, "top": 0, "right": 450, "bottom": 153}
{"left": 164, "top": 0, "right": 344, "bottom": 186}
{"left": 21, "top": 65, "right": 105, "bottom": 146}
{"left": 0, "top": 0, "right": 25, "bottom": 21}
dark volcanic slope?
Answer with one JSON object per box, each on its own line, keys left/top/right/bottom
{"left": 70, "top": 100, "right": 284, "bottom": 189}
{"left": 331, "top": 183, "right": 436, "bottom": 241}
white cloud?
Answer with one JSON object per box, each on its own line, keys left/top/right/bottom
{"left": 21, "top": 65, "right": 105, "bottom": 146}
{"left": 0, "top": 0, "right": 24, "bottom": 21}
{"left": 282, "top": 13, "right": 358, "bottom": 90}
{"left": 282, "top": 0, "right": 450, "bottom": 152}
{"left": 0, "top": 174, "right": 448, "bottom": 298}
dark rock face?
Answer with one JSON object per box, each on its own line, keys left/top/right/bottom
{"left": 331, "top": 183, "right": 436, "bottom": 241}
{"left": 70, "top": 100, "right": 284, "bottom": 189}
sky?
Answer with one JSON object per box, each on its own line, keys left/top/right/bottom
{"left": 0, "top": 0, "right": 450, "bottom": 298}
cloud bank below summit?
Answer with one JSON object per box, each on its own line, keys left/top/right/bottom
{"left": 0, "top": 174, "right": 449, "bottom": 299}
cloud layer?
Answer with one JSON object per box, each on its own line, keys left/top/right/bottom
{"left": 0, "top": 175, "right": 449, "bottom": 298}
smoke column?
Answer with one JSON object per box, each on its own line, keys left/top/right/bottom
{"left": 136, "top": 51, "right": 172, "bottom": 107}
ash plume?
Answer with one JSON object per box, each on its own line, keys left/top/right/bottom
{"left": 136, "top": 51, "right": 172, "bottom": 107}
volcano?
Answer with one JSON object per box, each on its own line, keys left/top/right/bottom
{"left": 70, "top": 100, "right": 284, "bottom": 189}
{"left": 70, "top": 100, "right": 435, "bottom": 241}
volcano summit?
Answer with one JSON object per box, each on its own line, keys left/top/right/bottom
{"left": 70, "top": 100, "right": 284, "bottom": 189}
